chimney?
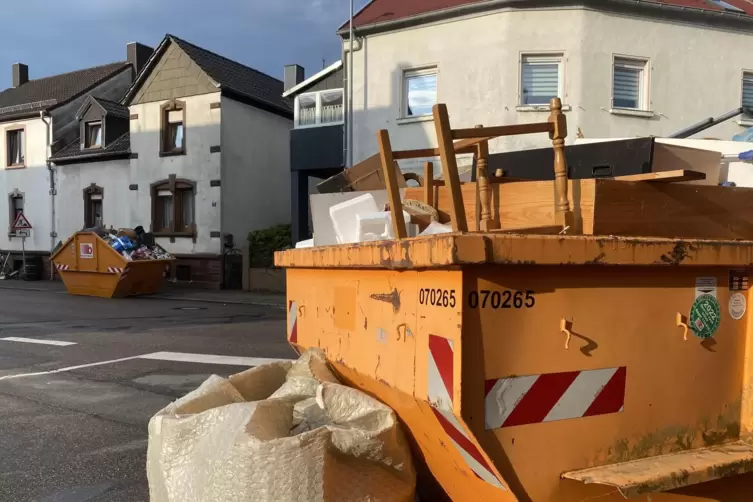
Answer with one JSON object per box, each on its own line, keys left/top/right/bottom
{"left": 127, "top": 42, "right": 154, "bottom": 78}
{"left": 12, "top": 63, "right": 28, "bottom": 88}
{"left": 284, "top": 64, "right": 305, "bottom": 92}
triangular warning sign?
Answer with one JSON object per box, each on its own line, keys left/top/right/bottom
{"left": 12, "top": 212, "right": 32, "bottom": 231}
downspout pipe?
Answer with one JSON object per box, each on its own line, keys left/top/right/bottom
{"left": 343, "top": 18, "right": 363, "bottom": 169}
{"left": 40, "top": 110, "right": 55, "bottom": 279}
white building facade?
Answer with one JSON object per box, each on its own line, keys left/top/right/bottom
{"left": 53, "top": 35, "right": 292, "bottom": 288}
{"left": 342, "top": 1, "right": 753, "bottom": 170}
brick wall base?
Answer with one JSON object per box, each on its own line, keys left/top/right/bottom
{"left": 167, "top": 254, "right": 223, "bottom": 290}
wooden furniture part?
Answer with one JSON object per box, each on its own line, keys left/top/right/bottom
{"left": 474, "top": 124, "right": 498, "bottom": 231}
{"left": 375, "top": 127, "right": 497, "bottom": 238}
{"left": 377, "top": 130, "right": 409, "bottom": 239}
{"left": 424, "top": 162, "right": 434, "bottom": 207}
{"left": 614, "top": 170, "right": 706, "bottom": 183}
{"left": 402, "top": 175, "right": 753, "bottom": 242}
{"left": 431, "top": 97, "right": 573, "bottom": 234}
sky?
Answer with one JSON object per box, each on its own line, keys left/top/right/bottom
{"left": 0, "top": 0, "right": 370, "bottom": 88}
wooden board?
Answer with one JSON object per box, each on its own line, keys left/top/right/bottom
{"left": 317, "top": 154, "right": 407, "bottom": 193}
{"left": 613, "top": 170, "right": 706, "bottom": 183}
{"left": 592, "top": 180, "right": 753, "bottom": 240}
{"left": 407, "top": 179, "right": 753, "bottom": 240}
{"left": 652, "top": 143, "right": 721, "bottom": 186}
{"left": 405, "top": 180, "right": 596, "bottom": 234}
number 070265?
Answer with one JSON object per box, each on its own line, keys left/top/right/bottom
{"left": 418, "top": 288, "right": 536, "bottom": 309}
{"left": 467, "top": 290, "right": 535, "bottom": 309}
{"left": 418, "top": 288, "right": 457, "bottom": 308}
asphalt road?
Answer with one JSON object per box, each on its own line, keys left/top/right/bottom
{"left": 0, "top": 287, "right": 293, "bottom": 502}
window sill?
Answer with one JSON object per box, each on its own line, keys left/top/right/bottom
{"left": 397, "top": 115, "right": 434, "bottom": 125}
{"left": 6, "top": 165, "right": 26, "bottom": 170}
{"left": 609, "top": 108, "right": 655, "bottom": 118}
{"left": 516, "top": 105, "right": 572, "bottom": 112}
{"left": 159, "top": 151, "right": 186, "bottom": 158}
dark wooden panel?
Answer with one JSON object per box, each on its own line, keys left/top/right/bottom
{"left": 488, "top": 138, "right": 655, "bottom": 180}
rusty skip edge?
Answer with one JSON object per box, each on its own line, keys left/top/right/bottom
{"left": 561, "top": 440, "right": 753, "bottom": 499}
{"left": 275, "top": 233, "right": 753, "bottom": 269}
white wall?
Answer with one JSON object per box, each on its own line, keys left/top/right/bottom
{"left": 129, "top": 92, "right": 222, "bottom": 255}
{"left": 0, "top": 116, "right": 52, "bottom": 252}
{"left": 349, "top": 7, "right": 753, "bottom": 167}
{"left": 220, "top": 96, "right": 291, "bottom": 244}
{"left": 56, "top": 159, "right": 131, "bottom": 240}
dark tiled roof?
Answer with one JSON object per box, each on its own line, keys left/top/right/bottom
{"left": 0, "top": 62, "right": 131, "bottom": 121}
{"left": 168, "top": 35, "right": 292, "bottom": 114}
{"left": 95, "top": 97, "right": 130, "bottom": 119}
{"left": 49, "top": 132, "right": 130, "bottom": 163}
{"left": 344, "top": 0, "right": 753, "bottom": 29}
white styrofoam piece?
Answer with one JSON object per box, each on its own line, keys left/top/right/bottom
{"left": 295, "top": 239, "right": 314, "bottom": 249}
{"left": 356, "top": 212, "right": 391, "bottom": 242}
{"left": 311, "top": 190, "right": 403, "bottom": 246}
{"left": 420, "top": 221, "right": 453, "bottom": 236}
{"left": 329, "top": 193, "right": 380, "bottom": 244}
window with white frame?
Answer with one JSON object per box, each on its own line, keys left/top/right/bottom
{"left": 402, "top": 67, "right": 437, "bottom": 118}
{"left": 520, "top": 54, "right": 563, "bottom": 106}
{"left": 613, "top": 57, "right": 649, "bottom": 110}
{"left": 294, "top": 89, "right": 344, "bottom": 128}
{"left": 743, "top": 71, "right": 753, "bottom": 115}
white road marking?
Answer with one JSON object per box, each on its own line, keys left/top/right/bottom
{"left": 137, "top": 351, "right": 291, "bottom": 367}
{"left": 0, "top": 356, "right": 142, "bottom": 381}
{"left": 0, "top": 337, "right": 77, "bottom": 346}
{"left": 0, "top": 352, "right": 294, "bottom": 381}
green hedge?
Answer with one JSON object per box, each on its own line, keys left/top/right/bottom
{"left": 248, "top": 224, "right": 292, "bottom": 268}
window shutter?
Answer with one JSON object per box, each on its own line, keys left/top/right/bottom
{"left": 743, "top": 74, "right": 753, "bottom": 109}
{"left": 613, "top": 60, "right": 641, "bottom": 109}
{"left": 521, "top": 59, "right": 559, "bottom": 105}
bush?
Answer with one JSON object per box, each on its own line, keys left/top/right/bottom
{"left": 247, "top": 224, "right": 292, "bottom": 268}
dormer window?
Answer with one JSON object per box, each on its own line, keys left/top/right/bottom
{"left": 85, "top": 121, "right": 102, "bottom": 149}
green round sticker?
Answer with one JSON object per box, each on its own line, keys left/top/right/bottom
{"left": 690, "top": 294, "right": 721, "bottom": 339}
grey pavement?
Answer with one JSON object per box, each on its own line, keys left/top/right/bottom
{"left": 0, "top": 279, "right": 286, "bottom": 308}
{"left": 0, "top": 285, "right": 293, "bottom": 502}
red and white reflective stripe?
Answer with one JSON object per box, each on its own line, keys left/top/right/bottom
{"left": 107, "top": 267, "right": 125, "bottom": 274}
{"left": 428, "top": 335, "right": 454, "bottom": 411}
{"left": 288, "top": 301, "right": 298, "bottom": 344}
{"left": 485, "top": 367, "right": 627, "bottom": 430}
{"left": 55, "top": 264, "right": 70, "bottom": 271}
{"left": 431, "top": 407, "right": 507, "bottom": 491}
{"left": 119, "top": 269, "right": 129, "bottom": 282}
{"left": 428, "top": 335, "right": 507, "bottom": 491}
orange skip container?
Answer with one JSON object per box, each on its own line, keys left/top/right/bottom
{"left": 51, "top": 232, "right": 172, "bottom": 298}
{"left": 277, "top": 233, "right": 753, "bottom": 501}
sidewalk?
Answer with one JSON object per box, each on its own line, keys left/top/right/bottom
{"left": 0, "top": 280, "right": 285, "bottom": 309}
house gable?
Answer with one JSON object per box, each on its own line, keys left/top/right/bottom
{"left": 131, "top": 41, "right": 217, "bottom": 105}
{"left": 79, "top": 100, "right": 105, "bottom": 123}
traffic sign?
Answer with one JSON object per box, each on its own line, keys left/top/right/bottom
{"left": 11, "top": 212, "right": 32, "bottom": 231}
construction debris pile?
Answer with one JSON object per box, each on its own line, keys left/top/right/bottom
{"left": 147, "top": 349, "right": 416, "bottom": 502}
{"left": 88, "top": 224, "right": 172, "bottom": 261}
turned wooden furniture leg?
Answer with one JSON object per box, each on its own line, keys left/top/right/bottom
{"left": 475, "top": 124, "right": 498, "bottom": 231}
{"left": 548, "top": 97, "right": 574, "bottom": 232}
{"left": 433, "top": 104, "right": 468, "bottom": 233}
{"left": 424, "top": 162, "right": 434, "bottom": 207}
{"left": 377, "top": 130, "right": 408, "bottom": 239}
